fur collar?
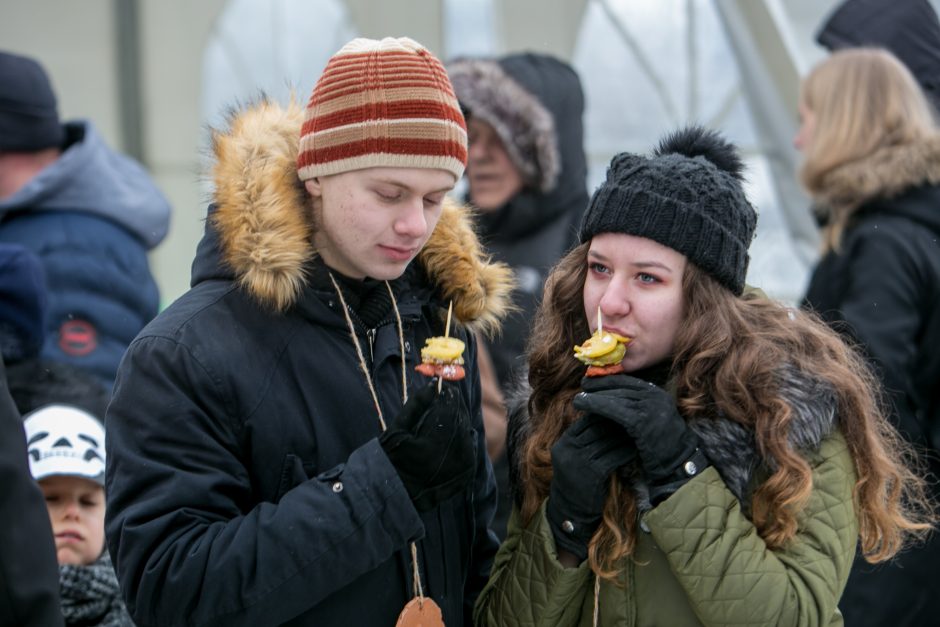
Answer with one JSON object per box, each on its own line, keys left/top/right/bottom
{"left": 815, "top": 135, "right": 940, "bottom": 212}
{"left": 209, "top": 100, "right": 514, "bottom": 334}
{"left": 448, "top": 58, "right": 560, "bottom": 193}
{"left": 507, "top": 365, "right": 838, "bottom": 512}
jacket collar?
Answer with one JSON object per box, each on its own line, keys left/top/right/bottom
{"left": 815, "top": 135, "right": 940, "bottom": 213}
{"left": 207, "top": 100, "right": 513, "bottom": 334}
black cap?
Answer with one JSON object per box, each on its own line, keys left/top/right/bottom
{"left": 0, "top": 51, "right": 65, "bottom": 152}
{"left": 579, "top": 126, "right": 757, "bottom": 295}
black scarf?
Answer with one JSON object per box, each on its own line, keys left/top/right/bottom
{"left": 59, "top": 552, "right": 134, "bottom": 626}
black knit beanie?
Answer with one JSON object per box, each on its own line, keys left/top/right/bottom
{"left": 579, "top": 126, "right": 757, "bottom": 295}
{"left": 0, "top": 50, "right": 65, "bottom": 152}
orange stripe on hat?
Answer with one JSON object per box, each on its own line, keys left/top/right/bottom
{"left": 297, "top": 37, "right": 467, "bottom": 181}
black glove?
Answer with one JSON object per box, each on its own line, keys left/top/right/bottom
{"left": 573, "top": 375, "right": 710, "bottom": 505}
{"left": 546, "top": 413, "right": 637, "bottom": 561}
{"left": 379, "top": 380, "right": 476, "bottom": 512}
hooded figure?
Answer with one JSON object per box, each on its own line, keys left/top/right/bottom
{"left": 0, "top": 50, "right": 171, "bottom": 386}
{"left": 817, "top": 0, "right": 940, "bottom": 113}
{"left": 449, "top": 54, "right": 588, "bottom": 538}
{"left": 449, "top": 52, "right": 588, "bottom": 391}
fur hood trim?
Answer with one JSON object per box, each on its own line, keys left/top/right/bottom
{"left": 448, "top": 58, "right": 560, "bottom": 193}
{"left": 210, "top": 99, "right": 513, "bottom": 334}
{"left": 816, "top": 135, "right": 940, "bottom": 212}
{"left": 506, "top": 365, "right": 837, "bottom": 511}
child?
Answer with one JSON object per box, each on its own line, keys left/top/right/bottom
{"left": 14, "top": 361, "right": 132, "bottom": 626}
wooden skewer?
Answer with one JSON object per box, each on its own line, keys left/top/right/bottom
{"left": 597, "top": 305, "right": 603, "bottom": 335}
{"left": 439, "top": 301, "right": 453, "bottom": 393}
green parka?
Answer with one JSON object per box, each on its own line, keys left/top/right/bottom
{"left": 475, "top": 368, "right": 859, "bottom": 626}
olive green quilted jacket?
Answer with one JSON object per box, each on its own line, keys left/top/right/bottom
{"left": 474, "top": 431, "right": 858, "bottom": 626}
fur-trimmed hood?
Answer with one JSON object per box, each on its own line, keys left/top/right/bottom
{"left": 448, "top": 53, "right": 589, "bottom": 240}
{"left": 814, "top": 135, "right": 940, "bottom": 213}
{"left": 506, "top": 365, "right": 838, "bottom": 513}
{"left": 202, "top": 100, "right": 513, "bottom": 334}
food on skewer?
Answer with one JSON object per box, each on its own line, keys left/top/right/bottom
{"left": 573, "top": 329, "right": 631, "bottom": 377}
{"left": 415, "top": 336, "right": 466, "bottom": 381}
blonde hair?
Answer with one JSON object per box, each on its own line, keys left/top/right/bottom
{"left": 799, "top": 48, "right": 938, "bottom": 249}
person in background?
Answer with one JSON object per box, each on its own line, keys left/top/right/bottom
{"left": 0, "top": 243, "right": 63, "bottom": 627}
{"left": 795, "top": 47, "right": 940, "bottom": 627}
{"left": 105, "top": 37, "right": 512, "bottom": 626}
{"left": 448, "top": 52, "right": 588, "bottom": 537}
{"left": 12, "top": 361, "right": 133, "bottom": 627}
{"left": 475, "top": 126, "right": 935, "bottom": 626}
{"left": 816, "top": 0, "right": 940, "bottom": 114}
{"left": 0, "top": 50, "right": 171, "bottom": 387}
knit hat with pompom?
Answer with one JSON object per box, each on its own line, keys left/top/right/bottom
{"left": 578, "top": 126, "right": 757, "bottom": 295}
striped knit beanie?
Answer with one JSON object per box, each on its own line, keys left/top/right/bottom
{"left": 297, "top": 37, "right": 468, "bottom": 181}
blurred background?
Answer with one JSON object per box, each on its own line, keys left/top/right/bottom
{"left": 0, "top": 0, "right": 902, "bottom": 306}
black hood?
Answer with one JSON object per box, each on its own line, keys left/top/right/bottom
{"left": 817, "top": 0, "right": 940, "bottom": 111}
{"left": 449, "top": 53, "right": 589, "bottom": 241}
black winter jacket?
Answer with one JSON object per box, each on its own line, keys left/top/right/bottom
{"left": 0, "top": 359, "right": 63, "bottom": 627}
{"left": 817, "top": 0, "right": 940, "bottom": 113}
{"left": 802, "top": 136, "right": 940, "bottom": 627}
{"left": 104, "top": 101, "right": 513, "bottom": 627}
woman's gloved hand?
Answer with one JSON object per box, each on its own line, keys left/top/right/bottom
{"left": 546, "top": 413, "right": 636, "bottom": 561}
{"left": 379, "top": 380, "right": 476, "bottom": 511}
{"left": 573, "top": 374, "right": 710, "bottom": 505}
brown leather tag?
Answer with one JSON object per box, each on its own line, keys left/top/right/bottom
{"left": 395, "top": 597, "right": 445, "bottom": 627}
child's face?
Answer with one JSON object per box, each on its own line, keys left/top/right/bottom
{"left": 39, "top": 475, "right": 106, "bottom": 566}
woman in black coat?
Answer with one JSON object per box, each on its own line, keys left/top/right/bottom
{"left": 795, "top": 47, "right": 940, "bottom": 627}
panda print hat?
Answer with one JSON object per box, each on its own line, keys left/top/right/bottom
{"left": 23, "top": 404, "right": 106, "bottom": 486}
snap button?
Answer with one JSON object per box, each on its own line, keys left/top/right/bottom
{"left": 684, "top": 460, "right": 698, "bottom": 476}
{"left": 331, "top": 481, "right": 343, "bottom": 493}
{"left": 404, "top": 341, "right": 411, "bottom": 352}
{"left": 561, "top": 520, "right": 575, "bottom": 533}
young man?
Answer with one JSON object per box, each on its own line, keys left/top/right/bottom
{"left": 104, "top": 37, "right": 512, "bottom": 626}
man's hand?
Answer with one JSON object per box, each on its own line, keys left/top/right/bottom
{"left": 379, "top": 380, "right": 476, "bottom": 511}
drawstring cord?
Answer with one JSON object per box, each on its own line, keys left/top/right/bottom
{"left": 329, "top": 273, "right": 424, "bottom": 604}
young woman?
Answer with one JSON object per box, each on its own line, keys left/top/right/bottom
{"left": 796, "top": 47, "right": 940, "bottom": 627}
{"left": 474, "top": 126, "right": 934, "bottom": 626}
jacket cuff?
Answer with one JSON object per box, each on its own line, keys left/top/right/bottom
{"left": 344, "top": 437, "right": 425, "bottom": 541}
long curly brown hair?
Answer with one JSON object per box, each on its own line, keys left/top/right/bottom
{"left": 520, "top": 243, "right": 935, "bottom": 582}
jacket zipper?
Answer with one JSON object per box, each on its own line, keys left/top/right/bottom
{"left": 366, "top": 327, "right": 377, "bottom": 362}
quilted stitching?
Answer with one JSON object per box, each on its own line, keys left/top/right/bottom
{"left": 645, "top": 433, "right": 857, "bottom": 626}
{"left": 475, "top": 505, "right": 591, "bottom": 626}
{"left": 476, "top": 433, "right": 858, "bottom": 627}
